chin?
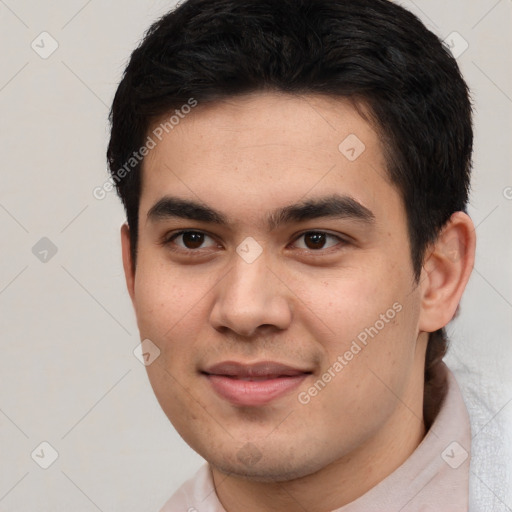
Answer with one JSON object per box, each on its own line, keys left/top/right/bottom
{"left": 209, "top": 450, "right": 326, "bottom": 483}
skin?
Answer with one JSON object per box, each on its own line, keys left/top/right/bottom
{"left": 121, "top": 92, "right": 475, "bottom": 512}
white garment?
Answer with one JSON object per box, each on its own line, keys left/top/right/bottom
{"left": 159, "top": 362, "right": 470, "bottom": 511}
{"left": 450, "top": 351, "right": 512, "bottom": 512}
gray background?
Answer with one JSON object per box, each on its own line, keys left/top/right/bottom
{"left": 0, "top": 0, "right": 511, "bottom": 510}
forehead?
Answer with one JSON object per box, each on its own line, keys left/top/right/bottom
{"left": 139, "top": 92, "right": 401, "bottom": 230}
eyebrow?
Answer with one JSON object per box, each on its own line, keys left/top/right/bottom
{"left": 146, "top": 194, "right": 375, "bottom": 230}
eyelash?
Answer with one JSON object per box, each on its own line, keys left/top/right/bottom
{"left": 161, "top": 230, "right": 348, "bottom": 256}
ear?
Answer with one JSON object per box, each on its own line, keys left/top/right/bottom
{"left": 418, "top": 211, "right": 476, "bottom": 333}
{"left": 121, "top": 222, "right": 136, "bottom": 305}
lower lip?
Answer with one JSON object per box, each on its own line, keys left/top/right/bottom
{"left": 205, "top": 374, "right": 309, "bottom": 406}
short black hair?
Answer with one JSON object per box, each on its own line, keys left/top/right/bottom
{"left": 107, "top": 0, "right": 473, "bottom": 421}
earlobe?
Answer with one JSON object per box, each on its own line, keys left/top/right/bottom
{"left": 418, "top": 212, "right": 476, "bottom": 333}
{"left": 120, "top": 222, "right": 136, "bottom": 304}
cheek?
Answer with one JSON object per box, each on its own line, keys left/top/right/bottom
{"left": 303, "top": 261, "right": 419, "bottom": 378}
{"left": 301, "top": 265, "right": 403, "bottom": 335}
{"left": 132, "top": 258, "right": 202, "bottom": 344}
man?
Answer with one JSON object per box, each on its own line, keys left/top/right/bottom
{"left": 107, "top": 0, "right": 476, "bottom": 509}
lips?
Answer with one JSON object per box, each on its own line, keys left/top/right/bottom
{"left": 202, "top": 361, "right": 312, "bottom": 406}
{"left": 204, "top": 361, "right": 310, "bottom": 379}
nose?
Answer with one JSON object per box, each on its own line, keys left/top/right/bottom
{"left": 209, "top": 249, "right": 293, "bottom": 338}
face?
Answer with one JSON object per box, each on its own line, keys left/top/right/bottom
{"left": 123, "top": 92, "right": 428, "bottom": 482}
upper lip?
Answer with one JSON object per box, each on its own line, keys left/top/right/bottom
{"left": 203, "top": 361, "right": 312, "bottom": 378}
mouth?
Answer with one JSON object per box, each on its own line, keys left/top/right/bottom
{"left": 202, "top": 361, "right": 313, "bottom": 407}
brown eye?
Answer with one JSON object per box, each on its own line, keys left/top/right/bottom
{"left": 304, "top": 232, "right": 327, "bottom": 249}
{"left": 293, "top": 231, "right": 344, "bottom": 251}
{"left": 181, "top": 231, "right": 205, "bottom": 249}
{"left": 165, "top": 230, "right": 218, "bottom": 251}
